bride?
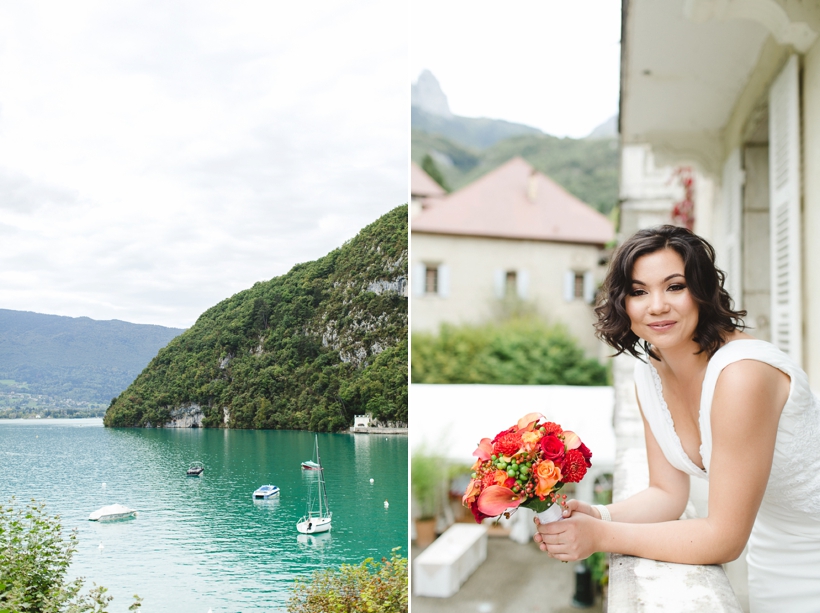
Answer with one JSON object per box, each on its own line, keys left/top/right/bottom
{"left": 533, "top": 225, "right": 820, "bottom": 612}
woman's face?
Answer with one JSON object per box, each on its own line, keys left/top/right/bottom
{"left": 624, "top": 248, "right": 699, "bottom": 353}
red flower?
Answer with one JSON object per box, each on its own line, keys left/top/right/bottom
{"left": 578, "top": 443, "right": 593, "bottom": 468}
{"left": 540, "top": 434, "right": 565, "bottom": 463}
{"left": 561, "top": 449, "right": 588, "bottom": 483}
{"left": 542, "top": 422, "right": 563, "bottom": 436}
{"left": 493, "top": 428, "right": 523, "bottom": 457}
{"left": 481, "top": 472, "right": 496, "bottom": 490}
{"left": 469, "top": 499, "right": 490, "bottom": 523}
{"left": 504, "top": 477, "right": 516, "bottom": 488}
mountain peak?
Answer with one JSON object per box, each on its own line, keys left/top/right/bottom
{"left": 412, "top": 70, "right": 452, "bottom": 118}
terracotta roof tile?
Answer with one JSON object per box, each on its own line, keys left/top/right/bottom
{"left": 411, "top": 161, "right": 447, "bottom": 198}
{"left": 412, "top": 157, "right": 613, "bottom": 245}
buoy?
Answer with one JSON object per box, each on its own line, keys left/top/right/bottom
{"left": 98, "top": 542, "right": 104, "bottom": 552}
{"left": 384, "top": 500, "right": 389, "bottom": 508}
{"left": 369, "top": 478, "right": 374, "bottom": 484}
{"left": 101, "top": 482, "right": 106, "bottom": 489}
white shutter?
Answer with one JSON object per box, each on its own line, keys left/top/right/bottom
{"left": 412, "top": 263, "right": 426, "bottom": 296}
{"left": 563, "top": 271, "right": 575, "bottom": 302}
{"left": 517, "top": 269, "right": 530, "bottom": 300}
{"left": 721, "top": 148, "right": 744, "bottom": 308}
{"left": 493, "top": 269, "right": 505, "bottom": 298}
{"left": 583, "top": 271, "right": 595, "bottom": 304}
{"left": 768, "top": 55, "right": 803, "bottom": 365}
{"left": 437, "top": 264, "right": 450, "bottom": 298}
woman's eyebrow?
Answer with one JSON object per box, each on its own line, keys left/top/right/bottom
{"left": 630, "top": 273, "right": 685, "bottom": 286}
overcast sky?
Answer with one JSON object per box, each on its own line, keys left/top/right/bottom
{"left": 411, "top": 0, "right": 621, "bottom": 138}
{"left": 0, "top": 1, "right": 407, "bottom": 329}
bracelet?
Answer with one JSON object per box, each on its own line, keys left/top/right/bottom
{"left": 593, "top": 504, "right": 612, "bottom": 522}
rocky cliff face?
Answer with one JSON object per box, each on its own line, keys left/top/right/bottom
{"left": 104, "top": 205, "right": 408, "bottom": 432}
{"left": 412, "top": 70, "right": 452, "bottom": 118}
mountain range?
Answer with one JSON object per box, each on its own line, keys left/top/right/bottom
{"left": 0, "top": 310, "right": 184, "bottom": 417}
{"left": 411, "top": 70, "right": 619, "bottom": 214}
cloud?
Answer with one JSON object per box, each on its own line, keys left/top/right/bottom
{"left": 0, "top": 0, "right": 408, "bottom": 328}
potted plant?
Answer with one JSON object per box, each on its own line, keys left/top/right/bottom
{"left": 411, "top": 448, "right": 445, "bottom": 548}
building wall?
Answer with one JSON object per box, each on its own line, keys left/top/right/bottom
{"left": 619, "top": 145, "right": 678, "bottom": 239}
{"left": 410, "top": 232, "right": 605, "bottom": 357}
{"left": 803, "top": 39, "right": 820, "bottom": 389}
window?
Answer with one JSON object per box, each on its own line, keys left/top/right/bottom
{"left": 564, "top": 270, "right": 594, "bottom": 303}
{"left": 505, "top": 271, "right": 517, "bottom": 297}
{"left": 425, "top": 266, "right": 438, "bottom": 294}
{"left": 574, "top": 273, "right": 584, "bottom": 299}
{"left": 413, "top": 262, "right": 449, "bottom": 297}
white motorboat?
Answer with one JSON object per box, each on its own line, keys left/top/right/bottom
{"left": 296, "top": 435, "right": 332, "bottom": 534}
{"left": 253, "top": 484, "right": 280, "bottom": 499}
{"left": 301, "top": 460, "right": 320, "bottom": 470}
{"left": 186, "top": 461, "right": 204, "bottom": 476}
{"left": 88, "top": 504, "right": 136, "bottom": 522}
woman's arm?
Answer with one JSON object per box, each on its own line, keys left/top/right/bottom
{"left": 604, "top": 389, "right": 690, "bottom": 523}
{"left": 536, "top": 360, "right": 788, "bottom": 565}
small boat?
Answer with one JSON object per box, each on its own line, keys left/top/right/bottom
{"left": 186, "top": 462, "right": 204, "bottom": 476}
{"left": 253, "top": 484, "right": 280, "bottom": 499}
{"left": 88, "top": 504, "right": 136, "bottom": 522}
{"left": 296, "top": 435, "right": 332, "bottom": 534}
{"left": 301, "top": 460, "right": 320, "bottom": 470}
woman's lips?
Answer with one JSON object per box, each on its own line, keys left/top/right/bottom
{"left": 648, "top": 321, "right": 675, "bottom": 331}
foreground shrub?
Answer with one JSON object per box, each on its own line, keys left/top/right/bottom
{"left": 0, "top": 498, "right": 141, "bottom": 613}
{"left": 411, "top": 318, "right": 607, "bottom": 385}
{"left": 287, "top": 549, "right": 407, "bottom": 613}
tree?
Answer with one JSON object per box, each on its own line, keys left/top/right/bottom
{"left": 421, "top": 154, "right": 449, "bottom": 191}
{"left": 0, "top": 498, "right": 142, "bottom": 613}
{"left": 287, "top": 549, "right": 407, "bottom": 613}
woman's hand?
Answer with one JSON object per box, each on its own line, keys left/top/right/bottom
{"left": 533, "top": 511, "right": 601, "bottom": 561}
{"left": 559, "top": 499, "right": 598, "bottom": 520}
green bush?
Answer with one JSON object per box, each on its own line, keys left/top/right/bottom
{"left": 0, "top": 498, "right": 141, "bottom": 613}
{"left": 411, "top": 318, "right": 607, "bottom": 385}
{"left": 287, "top": 549, "right": 407, "bottom": 613}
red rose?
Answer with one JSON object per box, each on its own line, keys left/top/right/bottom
{"left": 540, "top": 434, "right": 565, "bottom": 462}
{"left": 561, "top": 449, "right": 588, "bottom": 483}
{"left": 504, "top": 477, "right": 516, "bottom": 488}
{"left": 493, "top": 428, "right": 523, "bottom": 457}
{"left": 578, "top": 443, "right": 593, "bottom": 468}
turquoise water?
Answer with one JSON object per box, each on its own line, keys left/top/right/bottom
{"left": 0, "top": 419, "right": 408, "bottom": 612}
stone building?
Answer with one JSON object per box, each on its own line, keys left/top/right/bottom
{"left": 411, "top": 156, "right": 614, "bottom": 357}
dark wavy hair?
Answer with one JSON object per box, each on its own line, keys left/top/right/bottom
{"left": 594, "top": 225, "right": 746, "bottom": 361}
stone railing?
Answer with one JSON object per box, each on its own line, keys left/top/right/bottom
{"left": 608, "top": 355, "right": 743, "bottom": 612}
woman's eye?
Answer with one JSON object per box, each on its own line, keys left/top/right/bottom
{"left": 668, "top": 284, "right": 686, "bottom": 292}
{"left": 629, "top": 288, "right": 646, "bottom": 296}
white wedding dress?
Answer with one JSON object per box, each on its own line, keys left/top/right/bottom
{"left": 634, "top": 339, "right": 820, "bottom": 613}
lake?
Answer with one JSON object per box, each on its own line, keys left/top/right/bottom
{"left": 0, "top": 419, "right": 408, "bottom": 612}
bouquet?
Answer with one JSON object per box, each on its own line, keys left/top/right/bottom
{"left": 463, "top": 412, "right": 592, "bottom": 525}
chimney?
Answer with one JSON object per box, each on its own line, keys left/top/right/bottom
{"left": 527, "top": 169, "right": 538, "bottom": 202}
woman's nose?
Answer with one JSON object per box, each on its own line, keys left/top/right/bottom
{"left": 648, "top": 292, "right": 669, "bottom": 314}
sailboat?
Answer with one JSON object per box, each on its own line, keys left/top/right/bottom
{"left": 296, "top": 435, "right": 332, "bottom": 534}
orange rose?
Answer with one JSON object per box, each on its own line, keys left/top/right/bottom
{"left": 534, "top": 460, "right": 562, "bottom": 497}
{"left": 521, "top": 430, "right": 543, "bottom": 451}
{"left": 493, "top": 470, "right": 509, "bottom": 486}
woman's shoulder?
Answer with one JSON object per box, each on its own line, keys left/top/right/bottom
{"left": 707, "top": 336, "right": 808, "bottom": 398}
{"left": 710, "top": 335, "right": 792, "bottom": 366}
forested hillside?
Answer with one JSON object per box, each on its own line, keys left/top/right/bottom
{"left": 104, "top": 205, "right": 408, "bottom": 432}
{"left": 0, "top": 311, "right": 183, "bottom": 417}
{"left": 412, "top": 129, "right": 619, "bottom": 214}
